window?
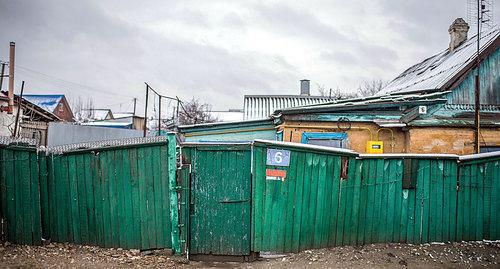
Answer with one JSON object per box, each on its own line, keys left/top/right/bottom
{"left": 301, "top": 132, "right": 348, "bottom": 149}
{"left": 402, "top": 159, "right": 418, "bottom": 189}
{"left": 58, "top": 103, "right": 64, "bottom": 112}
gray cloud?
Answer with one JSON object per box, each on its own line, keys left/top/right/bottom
{"left": 0, "top": 0, "right": 482, "bottom": 115}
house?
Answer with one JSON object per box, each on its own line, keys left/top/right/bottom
{"left": 243, "top": 80, "right": 333, "bottom": 120}
{"left": 178, "top": 118, "right": 278, "bottom": 142}
{"left": 274, "top": 19, "right": 499, "bottom": 154}
{"left": 179, "top": 18, "right": 499, "bottom": 154}
{"left": 82, "top": 115, "right": 145, "bottom": 130}
{"left": 23, "top": 94, "right": 74, "bottom": 122}
{"left": 0, "top": 92, "right": 60, "bottom": 145}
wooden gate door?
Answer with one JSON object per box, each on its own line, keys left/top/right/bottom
{"left": 182, "top": 144, "right": 252, "bottom": 259}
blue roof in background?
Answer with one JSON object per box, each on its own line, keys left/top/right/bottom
{"left": 23, "top": 94, "right": 64, "bottom": 113}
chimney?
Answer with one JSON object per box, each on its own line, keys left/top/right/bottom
{"left": 448, "top": 18, "right": 469, "bottom": 52}
{"left": 7, "top": 42, "right": 15, "bottom": 114}
{"left": 300, "top": 79, "right": 310, "bottom": 96}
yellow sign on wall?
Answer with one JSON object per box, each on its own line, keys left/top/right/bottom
{"left": 366, "top": 141, "right": 384, "bottom": 154}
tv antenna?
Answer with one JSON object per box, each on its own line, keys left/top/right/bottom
{"left": 467, "top": 0, "right": 495, "bottom": 31}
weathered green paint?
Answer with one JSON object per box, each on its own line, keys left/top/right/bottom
{"left": 41, "top": 139, "right": 174, "bottom": 250}
{"left": 0, "top": 146, "right": 43, "bottom": 245}
{"left": 181, "top": 144, "right": 252, "bottom": 256}
{"left": 251, "top": 143, "right": 499, "bottom": 253}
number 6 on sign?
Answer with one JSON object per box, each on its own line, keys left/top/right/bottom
{"left": 266, "top": 149, "right": 291, "bottom": 166}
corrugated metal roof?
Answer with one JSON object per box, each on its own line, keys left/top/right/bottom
{"left": 243, "top": 95, "right": 333, "bottom": 120}
{"left": 378, "top": 27, "right": 499, "bottom": 95}
{"left": 23, "top": 94, "right": 64, "bottom": 113}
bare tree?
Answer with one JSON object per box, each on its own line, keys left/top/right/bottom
{"left": 329, "top": 87, "right": 358, "bottom": 100}
{"left": 71, "top": 96, "right": 95, "bottom": 122}
{"left": 316, "top": 83, "right": 328, "bottom": 97}
{"left": 178, "top": 98, "right": 217, "bottom": 125}
{"left": 357, "top": 79, "right": 387, "bottom": 97}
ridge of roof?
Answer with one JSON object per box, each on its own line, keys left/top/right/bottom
{"left": 379, "top": 27, "right": 500, "bottom": 95}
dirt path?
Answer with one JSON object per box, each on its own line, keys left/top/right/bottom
{"left": 1, "top": 241, "right": 499, "bottom": 268}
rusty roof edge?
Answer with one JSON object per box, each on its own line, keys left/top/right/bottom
{"left": 459, "top": 151, "right": 500, "bottom": 161}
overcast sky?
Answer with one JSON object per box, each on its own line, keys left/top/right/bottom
{"left": 0, "top": 0, "right": 497, "bottom": 116}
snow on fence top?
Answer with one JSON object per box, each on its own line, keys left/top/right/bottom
{"left": 46, "top": 136, "right": 170, "bottom": 154}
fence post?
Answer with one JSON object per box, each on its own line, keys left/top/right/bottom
{"left": 168, "top": 133, "right": 181, "bottom": 254}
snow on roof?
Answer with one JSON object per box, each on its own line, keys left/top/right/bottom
{"left": 23, "top": 94, "right": 64, "bottom": 113}
{"left": 113, "top": 112, "right": 134, "bottom": 119}
{"left": 379, "top": 28, "right": 499, "bottom": 95}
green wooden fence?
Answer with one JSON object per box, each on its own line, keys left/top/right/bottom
{"left": 456, "top": 155, "right": 500, "bottom": 241}
{"left": 251, "top": 140, "right": 499, "bottom": 254}
{"left": 44, "top": 141, "right": 174, "bottom": 249}
{"left": 0, "top": 146, "right": 44, "bottom": 245}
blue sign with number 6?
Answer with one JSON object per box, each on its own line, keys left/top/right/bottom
{"left": 266, "top": 149, "right": 291, "bottom": 166}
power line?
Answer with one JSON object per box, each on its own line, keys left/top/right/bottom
{"left": 2, "top": 61, "right": 135, "bottom": 99}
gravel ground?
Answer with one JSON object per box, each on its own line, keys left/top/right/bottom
{"left": 0, "top": 241, "right": 499, "bottom": 268}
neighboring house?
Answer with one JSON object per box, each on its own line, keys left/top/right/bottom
{"left": 178, "top": 118, "right": 277, "bottom": 142}
{"left": 23, "top": 94, "right": 74, "bottom": 122}
{"left": 78, "top": 108, "right": 114, "bottom": 121}
{"left": 82, "top": 115, "right": 145, "bottom": 130}
{"left": 0, "top": 92, "right": 60, "bottom": 145}
{"left": 243, "top": 80, "right": 333, "bottom": 120}
{"left": 274, "top": 19, "right": 499, "bottom": 154}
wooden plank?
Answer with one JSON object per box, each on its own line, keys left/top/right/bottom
{"left": 68, "top": 155, "right": 81, "bottom": 244}
{"left": 448, "top": 162, "right": 458, "bottom": 242}
{"left": 115, "top": 149, "right": 126, "bottom": 247}
{"left": 137, "top": 147, "right": 149, "bottom": 249}
{"left": 291, "top": 150, "right": 306, "bottom": 252}
{"left": 76, "top": 154, "right": 89, "bottom": 244}
{"left": 159, "top": 145, "right": 171, "bottom": 247}
{"left": 464, "top": 164, "right": 473, "bottom": 241}
{"left": 421, "top": 159, "right": 431, "bottom": 243}
{"left": 29, "top": 152, "right": 41, "bottom": 245}
{"left": 151, "top": 146, "right": 164, "bottom": 248}
{"left": 373, "top": 159, "right": 385, "bottom": 243}
{"left": 298, "top": 153, "right": 313, "bottom": 250}
{"left": 4, "top": 150, "right": 16, "bottom": 243}
{"left": 348, "top": 158, "right": 361, "bottom": 245}
{"left": 128, "top": 148, "right": 142, "bottom": 249}
{"left": 491, "top": 160, "right": 500, "bottom": 239}
{"left": 356, "top": 159, "right": 368, "bottom": 244}
{"left": 456, "top": 164, "right": 466, "bottom": 241}
{"left": 252, "top": 147, "right": 264, "bottom": 251}
{"left": 335, "top": 157, "right": 348, "bottom": 246}
{"left": 144, "top": 146, "right": 157, "bottom": 249}
{"left": 17, "top": 151, "right": 28, "bottom": 244}
{"left": 429, "top": 160, "right": 438, "bottom": 242}
{"left": 38, "top": 153, "right": 49, "bottom": 240}
{"left": 482, "top": 161, "right": 492, "bottom": 240}
{"left": 321, "top": 155, "right": 334, "bottom": 247}
{"left": 283, "top": 151, "right": 298, "bottom": 252}
{"left": 108, "top": 150, "right": 120, "bottom": 247}
{"left": 308, "top": 154, "right": 321, "bottom": 248}
{"left": 120, "top": 149, "right": 132, "bottom": 248}
{"left": 441, "top": 161, "right": 450, "bottom": 242}
{"left": 83, "top": 154, "right": 97, "bottom": 245}
{"left": 476, "top": 163, "right": 484, "bottom": 240}
{"left": 92, "top": 153, "right": 104, "bottom": 247}
{"left": 100, "top": 151, "right": 112, "bottom": 247}
{"left": 311, "top": 154, "right": 326, "bottom": 248}
{"left": 386, "top": 159, "right": 397, "bottom": 243}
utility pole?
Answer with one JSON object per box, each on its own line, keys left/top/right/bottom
{"left": 8, "top": 42, "right": 15, "bottom": 114}
{"left": 133, "top": 97, "right": 137, "bottom": 116}
{"left": 473, "top": 0, "right": 481, "bottom": 153}
{"left": 13, "top": 81, "right": 24, "bottom": 137}
{"left": 143, "top": 84, "right": 149, "bottom": 137}
{"left": 158, "top": 96, "right": 162, "bottom": 136}
{"left": 0, "top": 62, "right": 6, "bottom": 91}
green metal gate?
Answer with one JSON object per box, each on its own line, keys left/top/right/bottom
{"left": 180, "top": 143, "right": 252, "bottom": 258}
